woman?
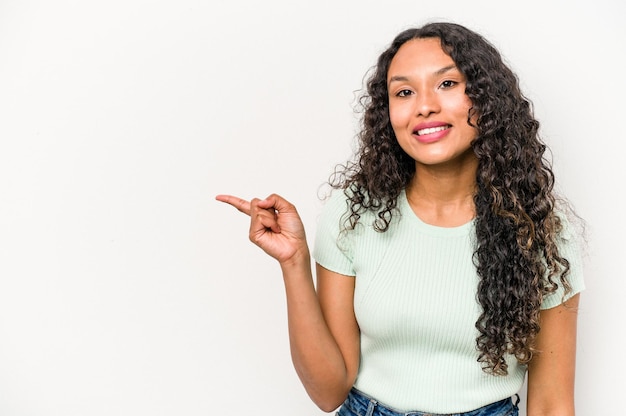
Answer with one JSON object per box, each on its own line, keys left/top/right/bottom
{"left": 216, "top": 22, "right": 584, "bottom": 416}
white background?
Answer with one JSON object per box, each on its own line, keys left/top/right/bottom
{"left": 0, "top": 0, "right": 623, "bottom": 414}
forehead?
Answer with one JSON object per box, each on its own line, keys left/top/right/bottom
{"left": 387, "top": 38, "right": 456, "bottom": 78}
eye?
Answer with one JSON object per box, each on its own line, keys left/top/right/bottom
{"left": 440, "top": 80, "right": 457, "bottom": 89}
{"left": 396, "top": 89, "right": 413, "bottom": 97}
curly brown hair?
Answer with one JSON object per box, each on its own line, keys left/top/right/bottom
{"left": 330, "top": 22, "right": 572, "bottom": 375}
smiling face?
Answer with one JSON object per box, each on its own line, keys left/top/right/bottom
{"left": 387, "top": 38, "right": 478, "bottom": 169}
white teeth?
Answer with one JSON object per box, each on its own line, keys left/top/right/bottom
{"left": 417, "top": 126, "right": 448, "bottom": 135}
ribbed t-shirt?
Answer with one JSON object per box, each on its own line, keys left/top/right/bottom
{"left": 313, "top": 189, "right": 585, "bottom": 413}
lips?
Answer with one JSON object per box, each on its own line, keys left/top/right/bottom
{"left": 413, "top": 122, "right": 451, "bottom": 136}
{"left": 415, "top": 125, "right": 450, "bottom": 136}
{"left": 412, "top": 122, "right": 451, "bottom": 143}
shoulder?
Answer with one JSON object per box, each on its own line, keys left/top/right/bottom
{"left": 541, "top": 205, "right": 587, "bottom": 309}
{"left": 553, "top": 203, "right": 587, "bottom": 258}
{"left": 316, "top": 188, "right": 350, "bottom": 229}
{"left": 318, "top": 187, "right": 406, "bottom": 230}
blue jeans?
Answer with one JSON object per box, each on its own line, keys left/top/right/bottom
{"left": 336, "top": 388, "right": 519, "bottom": 416}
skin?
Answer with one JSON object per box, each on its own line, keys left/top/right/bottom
{"left": 387, "top": 38, "right": 479, "bottom": 226}
{"left": 214, "top": 194, "right": 358, "bottom": 412}
{"left": 527, "top": 294, "right": 580, "bottom": 415}
{"left": 216, "top": 38, "right": 579, "bottom": 415}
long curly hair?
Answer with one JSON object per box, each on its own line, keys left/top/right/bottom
{"left": 330, "top": 22, "right": 572, "bottom": 375}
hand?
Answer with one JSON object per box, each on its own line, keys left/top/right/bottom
{"left": 215, "top": 194, "right": 309, "bottom": 265}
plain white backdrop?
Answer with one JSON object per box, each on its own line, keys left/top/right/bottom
{"left": 0, "top": 0, "right": 623, "bottom": 414}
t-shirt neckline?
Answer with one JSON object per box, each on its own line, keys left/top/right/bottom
{"left": 399, "top": 189, "right": 474, "bottom": 237}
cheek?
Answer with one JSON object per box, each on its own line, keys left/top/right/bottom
{"left": 449, "top": 99, "right": 475, "bottom": 128}
{"left": 452, "top": 95, "right": 472, "bottom": 113}
{"left": 388, "top": 102, "right": 412, "bottom": 129}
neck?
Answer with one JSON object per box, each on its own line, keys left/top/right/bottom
{"left": 406, "top": 156, "right": 478, "bottom": 227}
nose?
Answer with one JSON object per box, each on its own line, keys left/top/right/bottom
{"left": 415, "top": 89, "right": 440, "bottom": 117}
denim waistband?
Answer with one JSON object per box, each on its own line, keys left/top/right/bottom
{"left": 337, "top": 388, "right": 519, "bottom": 416}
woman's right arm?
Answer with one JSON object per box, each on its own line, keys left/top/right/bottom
{"left": 215, "top": 194, "right": 360, "bottom": 412}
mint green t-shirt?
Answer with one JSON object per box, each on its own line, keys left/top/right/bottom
{"left": 313, "top": 189, "right": 584, "bottom": 413}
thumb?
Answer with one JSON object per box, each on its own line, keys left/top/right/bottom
{"left": 257, "top": 194, "right": 295, "bottom": 215}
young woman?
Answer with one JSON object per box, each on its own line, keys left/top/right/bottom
{"left": 216, "top": 22, "right": 584, "bottom": 416}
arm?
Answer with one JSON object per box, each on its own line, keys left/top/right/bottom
{"left": 526, "top": 293, "right": 581, "bottom": 416}
{"left": 283, "top": 261, "right": 360, "bottom": 411}
{"left": 311, "top": 263, "right": 360, "bottom": 409}
{"left": 215, "top": 194, "right": 359, "bottom": 412}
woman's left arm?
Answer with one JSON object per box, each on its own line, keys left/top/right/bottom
{"left": 527, "top": 293, "right": 581, "bottom": 416}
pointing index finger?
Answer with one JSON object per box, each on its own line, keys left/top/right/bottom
{"left": 215, "top": 194, "right": 252, "bottom": 216}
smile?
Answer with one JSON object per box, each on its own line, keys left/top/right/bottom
{"left": 416, "top": 125, "right": 450, "bottom": 136}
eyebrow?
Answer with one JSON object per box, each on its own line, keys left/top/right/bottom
{"left": 388, "top": 64, "right": 458, "bottom": 84}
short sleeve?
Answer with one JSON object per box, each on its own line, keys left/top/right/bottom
{"left": 312, "top": 190, "right": 356, "bottom": 276}
{"left": 541, "top": 213, "right": 586, "bottom": 309}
